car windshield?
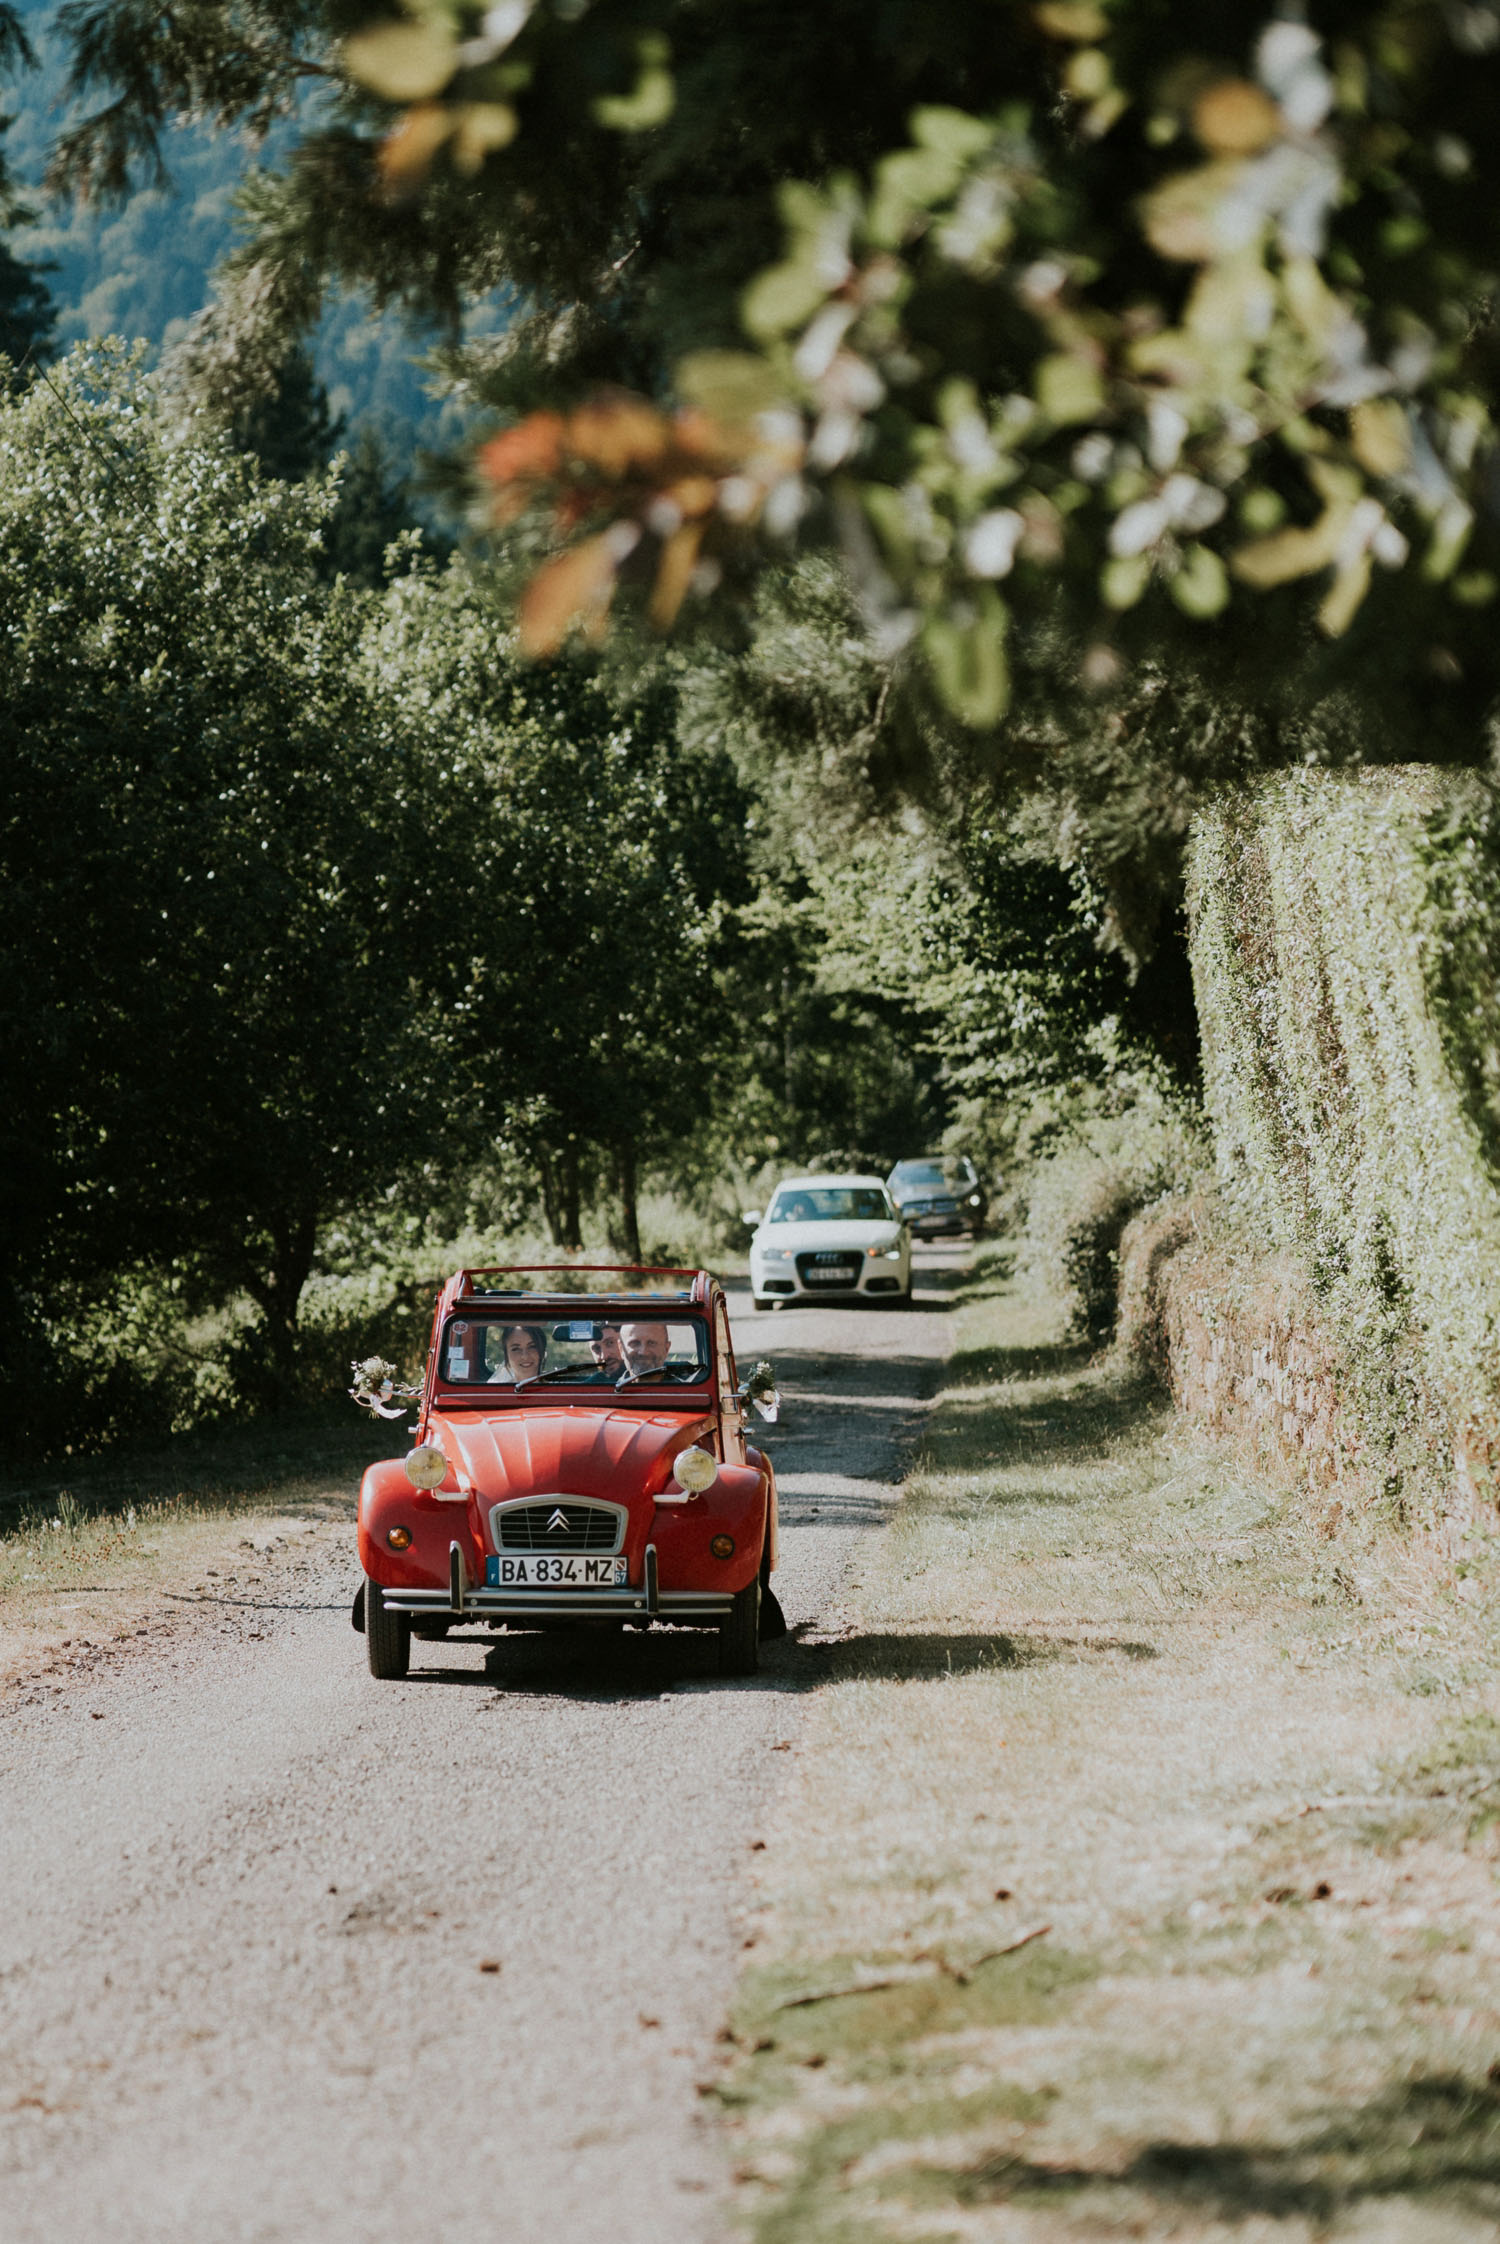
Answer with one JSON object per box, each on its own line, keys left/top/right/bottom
{"left": 768, "top": 1186, "right": 893, "bottom": 1223}
{"left": 439, "top": 1312, "right": 710, "bottom": 1391}
{"left": 891, "top": 1158, "right": 973, "bottom": 1190}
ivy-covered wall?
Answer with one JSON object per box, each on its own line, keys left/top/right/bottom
{"left": 1186, "top": 768, "right": 1500, "bottom": 1518}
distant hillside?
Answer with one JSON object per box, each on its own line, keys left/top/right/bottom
{"left": 6, "top": 6, "right": 496, "bottom": 444}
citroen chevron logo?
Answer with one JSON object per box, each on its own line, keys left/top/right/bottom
{"left": 546, "top": 1507, "right": 570, "bottom": 1534}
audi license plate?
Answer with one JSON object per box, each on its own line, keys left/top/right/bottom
{"left": 485, "top": 1554, "right": 629, "bottom": 1588}
{"left": 807, "top": 1264, "right": 858, "bottom": 1286}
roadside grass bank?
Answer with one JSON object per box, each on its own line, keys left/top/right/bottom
{"left": 716, "top": 1251, "right": 1500, "bottom": 2241}
{"left": 0, "top": 1405, "right": 395, "bottom": 1691}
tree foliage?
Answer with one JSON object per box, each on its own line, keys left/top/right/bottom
{"left": 366, "top": 558, "right": 760, "bottom": 1255}
{"left": 0, "top": 345, "right": 437, "bottom": 1430}
{"left": 231, "top": 340, "right": 344, "bottom": 482}
{"left": 28, "top": 0, "right": 1500, "bottom": 841}
{"left": 0, "top": 354, "right": 773, "bottom": 1451}
{"left": 230, "top": 345, "right": 439, "bottom": 582}
{"left": 0, "top": 48, "right": 59, "bottom": 379}
{"left": 0, "top": 341, "right": 1198, "bottom": 1462}
{"left": 0, "top": 236, "right": 58, "bottom": 375}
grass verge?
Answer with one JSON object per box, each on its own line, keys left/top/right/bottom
{"left": 0, "top": 1404, "right": 397, "bottom": 1690}
{"left": 715, "top": 1252, "right": 1500, "bottom": 2241}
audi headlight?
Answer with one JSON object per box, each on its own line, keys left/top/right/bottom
{"left": 760, "top": 1246, "right": 791, "bottom": 1263}
{"left": 867, "top": 1243, "right": 902, "bottom": 1260}
{"left": 404, "top": 1442, "right": 448, "bottom": 1490}
{"left": 673, "top": 1444, "right": 718, "bottom": 1494}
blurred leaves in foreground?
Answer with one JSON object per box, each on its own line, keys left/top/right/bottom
{"left": 25, "top": 0, "right": 1500, "bottom": 846}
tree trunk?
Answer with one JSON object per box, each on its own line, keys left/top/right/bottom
{"left": 618, "top": 1138, "right": 642, "bottom": 1266}
{"left": 241, "top": 1205, "right": 318, "bottom": 1406}
{"left": 536, "top": 1149, "right": 564, "bottom": 1245}
{"left": 561, "top": 1141, "right": 582, "bottom": 1251}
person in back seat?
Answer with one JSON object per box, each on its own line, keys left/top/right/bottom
{"left": 588, "top": 1322, "right": 624, "bottom": 1379}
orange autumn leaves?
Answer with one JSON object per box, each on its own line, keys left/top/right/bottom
{"left": 480, "top": 389, "right": 804, "bottom": 655}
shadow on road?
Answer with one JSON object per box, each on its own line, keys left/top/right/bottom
{"left": 406, "top": 1623, "right": 825, "bottom": 1698}
{"left": 925, "top": 2074, "right": 1500, "bottom": 2228}
{"left": 399, "top": 1612, "right": 1158, "bottom": 1700}
{"left": 919, "top": 1356, "right": 1164, "bottom": 1482}
{"left": 824, "top": 1628, "right": 1158, "bottom": 1678}
{"left": 774, "top": 1485, "right": 894, "bottom": 1528}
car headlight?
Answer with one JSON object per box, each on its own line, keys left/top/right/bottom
{"left": 968, "top": 1193, "right": 981, "bottom": 1205}
{"left": 673, "top": 1444, "right": 718, "bottom": 1493}
{"left": 404, "top": 1443, "right": 447, "bottom": 1489}
{"left": 759, "top": 1246, "right": 791, "bottom": 1262}
{"left": 867, "top": 1243, "right": 902, "bottom": 1260}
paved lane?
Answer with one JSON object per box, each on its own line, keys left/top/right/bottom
{"left": 0, "top": 1250, "right": 961, "bottom": 2244}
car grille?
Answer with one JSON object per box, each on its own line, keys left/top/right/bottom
{"left": 796, "top": 1250, "right": 862, "bottom": 1287}
{"left": 494, "top": 1501, "right": 622, "bottom": 1552}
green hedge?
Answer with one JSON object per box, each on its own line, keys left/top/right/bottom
{"left": 1022, "top": 1084, "right": 1207, "bottom": 1344}
{"left": 1187, "top": 768, "right": 1500, "bottom": 1506}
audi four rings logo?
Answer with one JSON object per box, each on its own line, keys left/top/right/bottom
{"left": 545, "top": 1507, "right": 570, "bottom": 1533}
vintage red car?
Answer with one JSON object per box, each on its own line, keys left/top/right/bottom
{"left": 352, "top": 1265, "right": 783, "bottom": 1680}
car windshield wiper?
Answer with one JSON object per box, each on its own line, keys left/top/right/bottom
{"left": 614, "top": 1367, "right": 704, "bottom": 1388}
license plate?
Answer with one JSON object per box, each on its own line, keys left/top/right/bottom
{"left": 806, "top": 1265, "right": 857, "bottom": 1285}
{"left": 485, "top": 1554, "right": 629, "bottom": 1588}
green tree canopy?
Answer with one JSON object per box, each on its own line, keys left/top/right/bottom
{"left": 31, "top": 0, "right": 1500, "bottom": 880}
{"left": 231, "top": 341, "right": 345, "bottom": 483}
{"left": 0, "top": 345, "right": 439, "bottom": 1422}
{"left": 367, "top": 558, "right": 759, "bottom": 1255}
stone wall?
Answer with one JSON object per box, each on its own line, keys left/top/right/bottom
{"left": 1118, "top": 1201, "right": 1353, "bottom": 1492}
{"left": 1115, "top": 1199, "right": 1489, "bottom": 1552}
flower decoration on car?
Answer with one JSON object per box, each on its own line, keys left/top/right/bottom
{"left": 742, "top": 1359, "right": 782, "bottom": 1423}
{"left": 349, "top": 1356, "right": 423, "bottom": 1418}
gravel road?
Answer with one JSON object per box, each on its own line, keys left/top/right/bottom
{"left": 0, "top": 1251, "right": 960, "bottom": 2244}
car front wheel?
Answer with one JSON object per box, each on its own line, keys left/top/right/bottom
{"left": 718, "top": 1577, "right": 760, "bottom": 1677}
{"left": 365, "top": 1576, "right": 411, "bottom": 1680}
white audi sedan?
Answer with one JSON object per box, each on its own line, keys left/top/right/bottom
{"left": 744, "top": 1174, "right": 911, "bottom": 1310}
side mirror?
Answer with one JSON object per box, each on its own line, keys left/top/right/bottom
{"left": 741, "top": 1208, "right": 763, "bottom": 1229}
{"left": 737, "top": 1358, "right": 781, "bottom": 1424}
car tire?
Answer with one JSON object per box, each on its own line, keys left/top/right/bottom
{"left": 718, "top": 1576, "right": 760, "bottom": 1677}
{"left": 365, "top": 1575, "right": 411, "bottom": 1680}
{"left": 751, "top": 1293, "right": 775, "bottom": 1312}
{"left": 758, "top": 1580, "right": 788, "bottom": 1641}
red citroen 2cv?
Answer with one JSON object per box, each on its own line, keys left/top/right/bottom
{"left": 352, "top": 1266, "right": 783, "bottom": 1680}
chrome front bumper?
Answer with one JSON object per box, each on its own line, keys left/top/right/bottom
{"left": 380, "top": 1539, "right": 733, "bottom": 1624}
{"left": 382, "top": 1586, "right": 734, "bottom": 1621}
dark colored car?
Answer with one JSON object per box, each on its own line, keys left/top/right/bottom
{"left": 886, "top": 1155, "right": 987, "bottom": 1238}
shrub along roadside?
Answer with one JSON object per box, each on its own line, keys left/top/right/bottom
{"left": 1019, "top": 1078, "right": 1208, "bottom": 1344}
{"left": 1186, "top": 768, "right": 1500, "bottom": 1527}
